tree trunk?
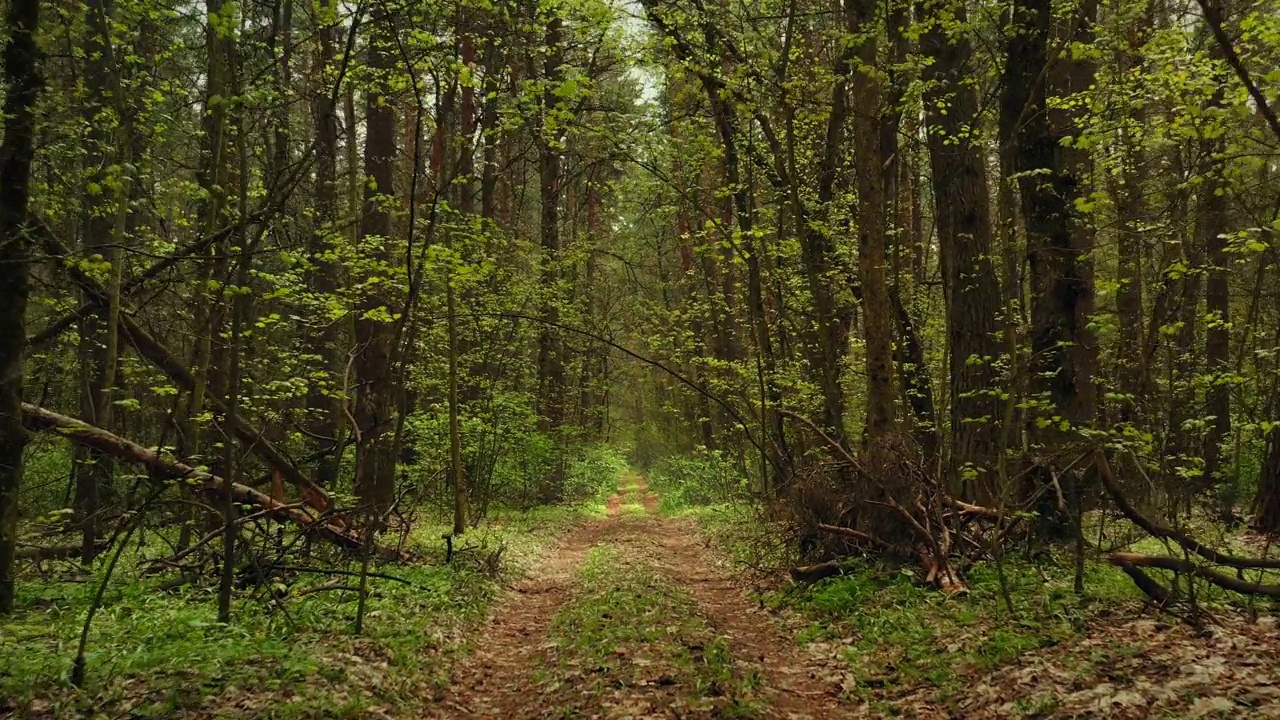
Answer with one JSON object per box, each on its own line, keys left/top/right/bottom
{"left": 1002, "top": 0, "right": 1098, "bottom": 441}
{"left": 919, "top": 0, "right": 1003, "bottom": 500}
{"left": 21, "top": 404, "right": 365, "bottom": 549}
{"left": 183, "top": 0, "right": 235, "bottom": 471}
{"left": 1199, "top": 59, "right": 1231, "bottom": 506}
{"left": 850, "top": 0, "right": 895, "bottom": 444}
{"left": 536, "top": 10, "right": 567, "bottom": 498}
{"left": 353, "top": 9, "right": 399, "bottom": 515}
{"left": 448, "top": 24, "right": 477, "bottom": 535}
{"left": 75, "top": 0, "right": 122, "bottom": 565}
{"left": 0, "top": 0, "right": 42, "bottom": 614}
{"left": 1255, "top": 415, "right": 1280, "bottom": 533}
{"left": 307, "top": 0, "right": 345, "bottom": 488}
{"left": 1113, "top": 21, "right": 1152, "bottom": 423}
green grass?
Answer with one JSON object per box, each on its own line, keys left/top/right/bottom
{"left": 773, "top": 551, "right": 1149, "bottom": 703}
{"left": 0, "top": 502, "right": 603, "bottom": 719}
{"left": 543, "top": 545, "right": 765, "bottom": 718}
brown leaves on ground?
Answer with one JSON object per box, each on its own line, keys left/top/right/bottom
{"left": 915, "top": 612, "right": 1280, "bottom": 719}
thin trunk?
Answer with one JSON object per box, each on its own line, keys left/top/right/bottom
{"left": 1201, "top": 56, "right": 1231, "bottom": 505}
{"left": 308, "top": 0, "right": 344, "bottom": 488}
{"left": 1113, "top": 21, "right": 1151, "bottom": 422}
{"left": 186, "top": 0, "right": 234, "bottom": 466}
{"left": 219, "top": 63, "right": 252, "bottom": 622}
{"left": 449, "top": 25, "right": 477, "bottom": 536}
{"left": 850, "top": 0, "right": 895, "bottom": 443}
{"left": 891, "top": 286, "right": 939, "bottom": 460}
{"left": 75, "top": 0, "right": 121, "bottom": 564}
{"left": 536, "top": 11, "right": 567, "bottom": 498}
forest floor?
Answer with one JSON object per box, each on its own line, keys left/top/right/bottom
{"left": 8, "top": 470, "right": 1280, "bottom": 719}
{"left": 424, "top": 473, "right": 1280, "bottom": 720}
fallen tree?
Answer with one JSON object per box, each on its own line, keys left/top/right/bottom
{"left": 1109, "top": 551, "right": 1280, "bottom": 599}
{"left": 1094, "top": 449, "right": 1280, "bottom": 570}
{"left": 20, "top": 404, "right": 362, "bottom": 549}
{"left": 1092, "top": 449, "right": 1280, "bottom": 607}
{"left": 34, "top": 226, "right": 333, "bottom": 512}
{"left": 16, "top": 540, "right": 109, "bottom": 561}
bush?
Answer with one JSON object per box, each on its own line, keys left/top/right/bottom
{"left": 647, "top": 448, "right": 748, "bottom": 508}
{"left": 562, "top": 444, "right": 628, "bottom": 502}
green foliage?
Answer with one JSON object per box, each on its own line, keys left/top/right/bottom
{"left": 779, "top": 553, "right": 1144, "bottom": 699}
{"left": 561, "top": 444, "right": 628, "bottom": 504}
{"left": 646, "top": 449, "right": 750, "bottom": 511}
{"left": 0, "top": 505, "right": 603, "bottom": 718}
{"left": 16, "top": 441, "right": 72, "bottom": 519}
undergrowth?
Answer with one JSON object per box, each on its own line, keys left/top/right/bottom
{"left": 778, "top": 553, "right": 1147, "bottom": 701}
{"left": 0, "top": 503, "right": 596, "bottom": 719}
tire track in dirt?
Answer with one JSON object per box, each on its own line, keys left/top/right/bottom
{"left": 426, "top": 520, "right": 599, "bottom": 718}
{"left": 623, "top": 477, "right": 851, "bottom": 719}
{"left": 429, "top": 474, "right": 850, "bottom": 719}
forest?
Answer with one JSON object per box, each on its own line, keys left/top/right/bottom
{"left": 2, "top": 0, "right": 1280, "bottom": 715}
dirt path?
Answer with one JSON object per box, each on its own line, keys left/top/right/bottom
{"left": 648, "top": 515, "right": 846, "bottom": 718}
{"left": 429, "top": 475, "right": 849, "bottom": 719}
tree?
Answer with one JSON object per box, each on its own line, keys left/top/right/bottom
{"left": 353, "top": 8, "right": 400, "bottom": 515}
{"left": 918, "top": 0, "right": 1003, "bottom": 500}
{"left": 0, "top": 0, "right": 42, "bottom": 614}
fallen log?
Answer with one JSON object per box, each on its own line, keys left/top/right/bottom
{"left": 789, "top": 561, "right": 847, "bottom": 583}
{"left": 16, "top": 540, "right": 108, "bottom": 561}
{"left": 1109, "top": 551, "right": 1280, "bottom": 599}
{"left": 35, "top": 227, "right": 332, "bottom": 512}
{"left": 20, "top": 403, "right": 361, "bottom": 549}
{"left": 1094, "top": 450, "right": 1280, "bottom": 570}
{"left": 1110, "top": 556, "right": 1174, "bottom": 606}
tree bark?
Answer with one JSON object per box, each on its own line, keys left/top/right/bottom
{"left": 918, "top": 0, "right": 1003, "bottom": 500}
{"left": 75, "top": 0, "right": 122, "bottom": 565}
{"left": 536, "top": 9, "right": 567, "bottom": 498}
{"left": 353, "top": 8, "right": 399, "bottom": 515}
{"left": 1199, "top": 63, "right": 1231, "bottom": 502}
{"left": 307, "top": 0, "right": 346, "bottom": 488}
{"left": 850, "top": 0, "right": 895, "bottom": 444}
{"left": 0, "top": 0, "right": 42, "bottom": 614}
{"left": 1113, "top": 20, "right": 1152, "bottom": 423}
{"left": 1002, "top": 0, "right": 1098, "bottom": 439}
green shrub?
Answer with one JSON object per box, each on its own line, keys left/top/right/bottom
{"left": 562, "top": 444, "right": 627, "bottom": 502}
{"left": 647, "top": 448, "right": 749, "bottom": 509}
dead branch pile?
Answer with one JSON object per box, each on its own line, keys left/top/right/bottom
{"left": 782, "top": 412, "right": 1280, "bottom": 608}
{"left": 782, "top": 412, "right": 1005, "bottom": 594}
